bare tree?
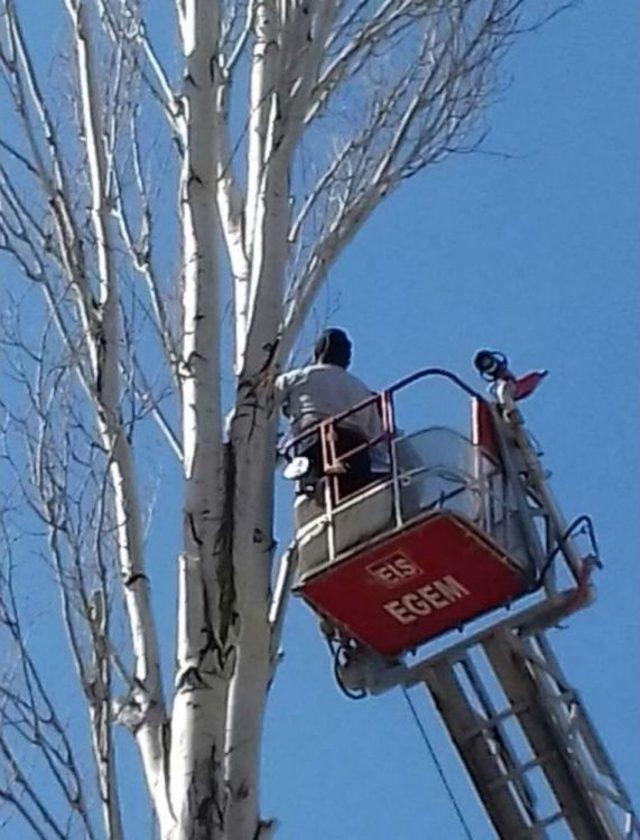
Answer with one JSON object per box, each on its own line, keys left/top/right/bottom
{"left": 0, "top": 1, "right": 554, "bottom": 837}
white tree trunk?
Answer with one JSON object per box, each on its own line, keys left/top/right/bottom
{"left": 170, "top": 2, "right": 229, "bottom": 837}
{"left": 224, "top": 410, "right": 278, "bottom": 839}
{"left": 66, "top": 1, "right": 171, "bottom": 830}
{"left": 222, "top": 4, "right": 294, "bottom": 829}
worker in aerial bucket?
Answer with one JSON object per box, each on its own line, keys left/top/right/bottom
{"left": 276, "top": 327, "right": 386, "bottom": 496}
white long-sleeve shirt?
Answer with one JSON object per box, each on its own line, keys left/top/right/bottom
{"left": 275, "top": 363, "right": 383, "bottom": 443}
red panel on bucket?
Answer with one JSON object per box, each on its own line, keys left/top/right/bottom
{"left": 300, "top": 513, "right": 526, "bottom": 657}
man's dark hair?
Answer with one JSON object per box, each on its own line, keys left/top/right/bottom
{"left": 314, "top": 328, "right": 352, "bottom": 368}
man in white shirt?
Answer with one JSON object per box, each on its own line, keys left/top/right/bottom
{"left": 276, "top": 328, "right": 386, "bottom": 496}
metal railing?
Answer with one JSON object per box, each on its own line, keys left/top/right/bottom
{"left": 284, "top": 367, "right": 484, "bottom": 507}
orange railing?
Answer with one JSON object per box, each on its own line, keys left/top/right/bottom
{"left": 283, "top": 368, "right": 484, "bottom": 506}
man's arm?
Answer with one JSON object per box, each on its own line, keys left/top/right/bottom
{"left": 274, "top": 368, "right": 303, "bottom": 419}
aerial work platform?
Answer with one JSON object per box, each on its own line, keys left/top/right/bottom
{"left": 277, "top": 351, "right": 639, "bottom": 840}
{"left": 287, "top": 360, "right": 588, "bottom": 657}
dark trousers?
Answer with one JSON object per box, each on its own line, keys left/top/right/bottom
{"left": 333, "top": 427, "right": 373, "bottom": 498}
{"left": 299, "top": 426, "right": 373, "bottom": 499}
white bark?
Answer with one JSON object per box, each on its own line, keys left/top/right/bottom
{"left": 222, "top": 8, "right": 338, "bottom": 834}
{"left": 171, "top": 2, "right": 230, "bottom": 837}
{"left": 224, "top": 411, "right": 277, "bottom": 839}
{"left": 87, "top": 592, "right": 124, "bottom": 840}
{"left": 65, "top": 1, "right": 171, "bottom": 830}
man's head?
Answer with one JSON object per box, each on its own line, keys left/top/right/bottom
{"left": 314, "top": 328, "right": 352, "bottom": 368}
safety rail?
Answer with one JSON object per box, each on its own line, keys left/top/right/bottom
{"left": 284, "top": 367, "right": 484, "bottom": 507}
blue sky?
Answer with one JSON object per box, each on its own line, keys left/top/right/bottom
{"left": 263, "top": 3, "right": 640, "bottom": 838}
{"left": 1, "top": 2, "right": 637, "bottom": 838}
